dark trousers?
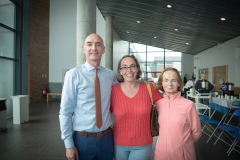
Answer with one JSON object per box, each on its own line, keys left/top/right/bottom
{"left": 73, "top": 130, "right": 114, "bottom": 160}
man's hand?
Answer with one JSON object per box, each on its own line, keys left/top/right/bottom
{"left": 66, "top": 147, "right": 79, "bottom": 160}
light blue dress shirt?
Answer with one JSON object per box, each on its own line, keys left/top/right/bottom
{"left": 59, "top": 62, "right": 118, "bottom": 148}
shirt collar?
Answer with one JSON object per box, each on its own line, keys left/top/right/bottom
{"left": 163, "top": 91, "right": 181, "bottom": 100}
{"left": 84, "top": 61, "right": 102, "bottom": 72}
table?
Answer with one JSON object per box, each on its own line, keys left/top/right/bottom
{"left": 187, "top": 92, "right": 211, "bottom": 114}
{"left": 212, "top": 97, "right": 240, "bottom": 109}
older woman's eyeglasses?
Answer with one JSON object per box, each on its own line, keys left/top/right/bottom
{"left": 120, "top": 65, "right": 137, "bottom": 71}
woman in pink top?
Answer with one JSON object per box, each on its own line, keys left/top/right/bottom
{"left": 154, "top": 68, "right": 202, "bottom": 160}
{"left": 111, "top": 55, "right": 162, "bottom": 160}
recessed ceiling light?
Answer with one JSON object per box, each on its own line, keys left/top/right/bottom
{"left": 127, "top": 31, "right": 129, "bottom": 33}
{"left": 186, "top": 43, "right": 189, "bottom": 45}
{"left": 220, "top": 17, "right": 226, "bottom": 21}
{"left": 175, "top": 28, "right": 178, "bottom": 31}
{"left": 137, "top": 21, "right": 140, "bottom": 23}
{"left": 167, "top": 5, "right": 172, "bottom": 8}
{"left": 154, "top": 36, "right": 157, "bottom": 38}
{"left": 139, "top": 42, "right": 141, "bottom": 43}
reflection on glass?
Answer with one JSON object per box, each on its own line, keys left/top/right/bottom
{"left": 0, "top": 59, "right": 14, "bottom": 117}
{"left": 0, "top": 1, "right": 15, "bottom": 28}
{"left": 0, "top": 27, "right": 15, "bottom": 58}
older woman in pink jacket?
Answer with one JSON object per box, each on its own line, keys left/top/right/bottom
{"left": 154, "top": 68, "right": 202, "bottom": 160}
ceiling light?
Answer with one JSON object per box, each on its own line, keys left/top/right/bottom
{"left": 167, "top": 5, "right": 172, "bottom": 8}
{"left": 127, "top": 31, "right": 129, "bottom": 33}
{"left": 137, "top": 21, "right": 140, "bottom": 23}
{"left": 186, "top": 43, "right": 189, "bottom": 45}
{"left": 139, "top": 42, "right": 141, "bottom": 43}
{"left": 220, "top": 17, "right": 226, "bottom": 21}
{"left": 154, "top": 36, "right": 157, "bottom": 38}
{"left": 175, "top": 28, "right": 178, "bottom": 31}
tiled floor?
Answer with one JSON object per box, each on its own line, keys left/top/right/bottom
{"left": 0, "top": 101, "right": 239, "bottom": 160}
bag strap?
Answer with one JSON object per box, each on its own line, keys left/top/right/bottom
{"left": 146, "top": 83, "right": 155, "bottom": 106}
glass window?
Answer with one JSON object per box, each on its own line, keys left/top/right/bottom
{"left": 146, "top": 46, "right": 164, "bottom": 82}
{"left": 0, "top": 1, "right": 15, "bottom": 28}
{"left": 130, "top": 43, "right": 147, "bottom": 81}
{"left": 147, "top": 45, "right": 164, "bottom": 52}
{"left": 129, "top": 42, "right": 182, "bottom": 82}
{"left": 0, "top": 59, "right": 14, "bottom": 116}
{"left": 0, "top": 0, "right": 16, "bottom": 118}
{"left": 0, "top": 26, "right": 15, "bottom": 58}
{"left": 165, "top": 51, "right": 182, "bottom": 74}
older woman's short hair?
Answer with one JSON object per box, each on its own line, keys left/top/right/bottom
{"left": 157, "top": 67, "right": 184, "bottom": 92}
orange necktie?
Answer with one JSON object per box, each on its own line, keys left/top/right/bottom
{"left": 94, "top": 68, "right": 102, "bottom": 128}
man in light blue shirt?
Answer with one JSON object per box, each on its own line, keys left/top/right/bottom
{"left": 59, "top": 33, "right": 118, "bottom": 160}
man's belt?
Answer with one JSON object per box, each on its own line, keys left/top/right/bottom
{"left": 75, "top": 127, "right": 112, "bottom": 137}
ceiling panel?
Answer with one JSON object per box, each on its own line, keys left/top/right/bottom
{"left": 97, "top": 0, "right": 240, "bottom": 55}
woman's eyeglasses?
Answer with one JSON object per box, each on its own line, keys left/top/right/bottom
{"left": 120, "top": 65, "right": 137, "bottom": 71}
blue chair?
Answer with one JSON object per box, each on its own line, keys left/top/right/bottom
{"left": 225, "top": 101, "right": 240, "bottom": 126}
{"left": 200, "top": 104, "right": 229, "bottom": 143}
{"left": 227, "top": 133, "right": 240, "bottom": 156}
{"left": 232, "top": 101, "right": 240, "bottom": 123}
{"left": 213, "top": 109, "right": 240, "bottom": 147}
{"left": 232, "top": 101, "right": 240, "bottom": 108}
{"left": 199, "top": 102, "right": 218, "bottom": 120}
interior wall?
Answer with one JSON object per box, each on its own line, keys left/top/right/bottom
{"left": 96, "top": 8, "right": 128, "bottom": 75}
{"left": 28, "top": 0, "right": 49, "bottom": 102}
{"left": 96, "top": 7, "right": 106, "bottom": 67}
{"left": 49, "top": 0, "right": 76, "bottom": 84}
{"left": 194, "top": 36, "right": 240, "bottom": 87}
{"left": 112, "top": 31, "right": 129, "bottom": 74}
{"left": 49, "top": 0, "right": 77, "bottom": 93}
{"left": 182, "top": 53, "right": 194, "bottom": 81}
{"left": 49, "top": 1, "right": 126, "bottom": 94}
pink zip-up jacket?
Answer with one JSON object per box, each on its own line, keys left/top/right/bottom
{"left": 154, "top": 92, "right": 202, "bottom": 160}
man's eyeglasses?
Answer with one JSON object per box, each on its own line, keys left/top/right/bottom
{"left": 120, "top": 65, "right": 137, "bottom": 71}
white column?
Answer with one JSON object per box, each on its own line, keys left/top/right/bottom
{"left": 76, "top": 0, "right": 96, "bottom": 65}
{"left": 105, "top": 15, "right": 113, "bottom": 69}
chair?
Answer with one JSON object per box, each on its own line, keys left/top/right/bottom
{"left": 213, "top": 109, "right": 240, "bottom": 147}
{"left": 227, "top": 133, "right": 240, "bottom": 156}
{"left": 225, "top": 101, "right": 240, "bottom": 127}
{"left": 196, "top": 103, "right": 210, "bottom": 115}
{"left": 232, "top": 101, "right": 240, "bottom": 106}
{"left": 199, "top": 102, "right": 218, "bottom": 120}
{"left": 200, "top": 104, "right": 229, "bottom": 143}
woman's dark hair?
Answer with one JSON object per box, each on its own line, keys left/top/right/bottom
{"left": 117, "top": 55, "right": 142, "bottom": 82}
{"left": 157, "top": 67, "right": 184, "bottom": 92}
